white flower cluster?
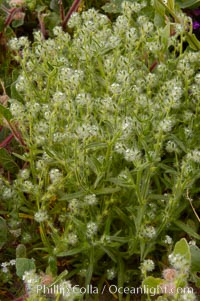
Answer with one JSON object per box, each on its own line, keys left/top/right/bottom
{"left": 168, "top": 253, "right": 190, "bottom": 272}
{"left": 140, "top": 259, "right": 155, "bottom": 273}
{"left": 1, "top": 259, "right": 16, "bottom": 273}
{"left": 86, "top": 222, "right": 98, "bottom": 238}
{"left": 34, "top": 209, "right": 49, "bottom": 223}
{"left": 84, "top": 194, "right": 97, "bottom": 206}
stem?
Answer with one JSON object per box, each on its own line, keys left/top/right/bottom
{"left": 59, "top": 0, "right": 65, "bottom": 22}
{"left": 38, "top": 13, "right": 47, "bottom": 39}
{"left": 0, "top": 133, "right": 14, "bottom": 148}
{"left": 7, "top": 121, "right": 27, "bottom": 148}
{"left": 62, "top": 0, "right": 82, "bottom": 30}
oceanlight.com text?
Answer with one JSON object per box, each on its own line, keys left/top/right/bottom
{"left": 36, "top": 284, "right": 194, "bottom": 297}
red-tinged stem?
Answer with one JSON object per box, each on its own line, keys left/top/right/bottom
{"left": 3, "top": 7, "right": 23, "bottom": 28}
{"left": 38, "top": 13, "right": 47, "bottom": 39}
{"left": 62, "top": 0, "right": 82, "bottom": 30}
{"left": 7, "top": 121, "right": 27, "bottom": 149}
{"left": 0, "top": 133, "right": 14, "bottom": 148}
{"left": 150, "top": 60, "right": 158, "bottom": 72}
{"left": 59, "top": 0, "right": 65, "bottom": 22}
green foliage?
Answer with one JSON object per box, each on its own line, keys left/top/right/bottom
{"left": 0, "top": 217, "right": 8, "bottom": 249}
{"left": 16, "top": 244, "right": 27, "bottom": 258}
{"left": 176, "top": 0, "right": 200, "bottom": 8}
{"left": 0, "top": 148, "right": 19, "bottom": 173}
{"left": 16, "top": 258, "right": 36, "bottom": 278}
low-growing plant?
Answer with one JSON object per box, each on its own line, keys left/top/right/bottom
{"left": 1, "top": 1, "right": 200, "bottom": 300}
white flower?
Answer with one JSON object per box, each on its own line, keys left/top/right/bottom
{"left": 123, "top": 148, "right": 141, "bottom": 162}
{"left": 2, "top": 188, "right": 13, "bottom": 199}
{"left": 68, "top": 199, "right": 80, "bottom": 212}
{"left": 49, "top": 168, "right": 63, "bottom": 183}
{"left": 34, "top": 209, "right": 48, "bottom": 223}
{"left": 140, "top": 259, "right": 155, "bottom": 272}
{"left": 68, "top": 233, "right": 78, "bottom": 245}
{"left": 168, "top": 253, "right": 189, "bottom": 271}
{"left": 164, "top": 235, "right": 173, "bottom": 245}
{"left": 9, "top": 259, "right": 16, "bottom": 266}
{"left": 84, "top": 194, "right": 97, "bottom": 206}
{"left": 20, "top": 169, "right": 30, "bottom": 180}
{"left": 159, "top": 119, "right": 174, "bottom": 132}
{"left": 142, "top": 226, "right": 156, "bottom": 239}
{"left": 187, "top": 150, "right": 200, "bottom": 163}
{"left": 2, "top": 266, "right": 9, "bottom": 273}
{"left": 53, "top": 26, "right": 63, "bottom": 36}
{"left": 86, "top": 222, "right": 98, "bottom": 237}
{"left": 107, "top": 268, "right": 116, "bottom": 280}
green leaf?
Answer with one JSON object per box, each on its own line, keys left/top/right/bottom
{"left": 85, "top": 142, "right": 107, "bottom": 150}
{"left": 0, "top": 148, "right": 19, "bottom": 173}
{"left": 161, "top": 23, "right": 171, "bottom": 50}
{"left": 16, "top": 258, "right": 36, "bottom": 278}
{"left": 47, "top": 256, "right": 57, "bottom": 276}
{"left": 12, "top": 19, "right": 24, "bottom": 28}
{"left": 16, "top": 244, "right": 27, "bottom": 258}
{"left": 190, "top": 244, "right": 200, "bottom": 272}
{"left": 85, "top": 247, "right": 94, "bottom": 287}
{"left": 100, "top": 246, "right": 117, "bottom": 262}
{"left": 44, "top": 12, "right": 60, "bottom": 30}
{"left": 168, "top": 0, "right": 175, "bottom": 10}
{"left": 176, "top": 0, "right": 200, "bottom": 8}
{"left": 11, "top": 83, "right": 24, "bottom": 102}
{"left": 102, "top": 0, "right": 125, "bottom": 13}
{"left": 59, "top": 190, "right": 86, "bottom": 201}
{"left": 50, "top": 0, "right": 59, "bottom": 11}
{"left": 50, "top": 270, "right": 69, "bottom": 286}
{"left": 173, "top": 238, "right": 191, "bottom": 265}
{"left": 0, "top": 217, "right": 8, "bottom": 249}
{"left": 87, "top": 156, "right": 102, "bottom": 175}
{"left": 174, "top": 220, "right": 200, "bottom": 240}
{"left": 0, "top": 104, "right": 12, "bottom": 121}
{"left": 142, "top": 276, "right": 163, "bottom": 293}
{"left": 56, "top": 246, "right": 88, "bottom": 257}
{"left": 94, "top": 187, "right": 121, "bottom": 195}
{"left": 186, "top": 33, "right": 200, "bottom": 51}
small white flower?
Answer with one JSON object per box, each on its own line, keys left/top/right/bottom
{"left": 53, "top": 26, "right": 63, "bottom": 36}
{"left": 86, "top": 222, "right": 98, "bottom": 237}
{"left": 168, "top": 253, "right": 189, "bottom": 271}
{"left": 9, "top": 259, "right": 16, "bottom": 266}
{"left": 34, "top": 209, "right": 48, "bottom": 223}
{"left": 140, "top": 259, "right": 155, "bottom": 273}
{"left": 2, "top": 188, "right": 13, "bottom": 199}
{"left": 49, "top": 168, "right": 63, "bottom": 183}
{"left": 2, "top": 266, "right": 9, "bottom": 273}
{"left": 123, "top": 148, "right": 141, "bottom": 162}
{"left": 159, "top": 119, "right": 174, "bottom": 132}
{"left": 142, "top": 226, "right": 156, "bottom": 239}
{"left": 164, "top": 235, "right": 173, "bottom": 245}
{"left": 84, "top": 194, "right": 97, "bottom": 206}
{"left": 187, "top": 150, "right": 200, "bottom": 163}
{"left": 68, "top": 199, "right": 80, "bottom": 212}
{"left": 68, "top": 233, "right": 78, "bottom": 245}
{"left": 20, "top": 169, "right": 30, "bottom": 180}
{"left": 107, "top": 267, "right": 116, "bottom": 280}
